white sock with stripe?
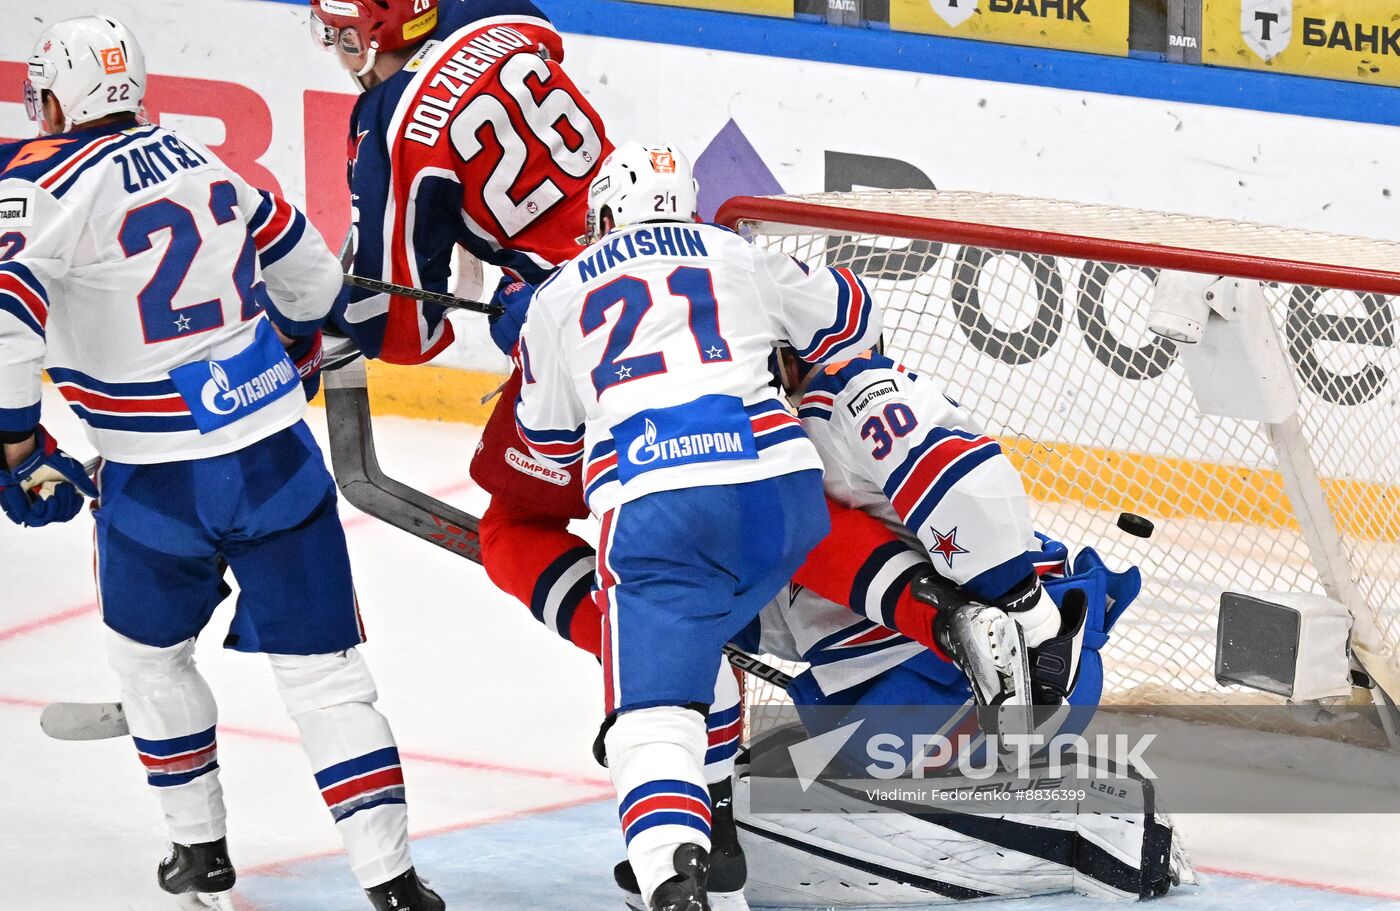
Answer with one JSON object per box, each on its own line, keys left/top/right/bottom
{"left": 269, "top": 649, "right": 411, "bottom": 889}
{"left": 106, "top": 631, "right": 226, "bottom": 847}
{"left": 704, "top": 662, "right": 742, "bottom": 786}
{"left": 607, "top": 705, "right": 712, "bottom": 906}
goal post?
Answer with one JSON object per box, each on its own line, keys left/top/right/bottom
{"left": 716, "top": 190, "right": 1400, "bottom": 726}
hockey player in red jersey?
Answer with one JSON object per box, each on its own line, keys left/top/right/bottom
{"left": 309, "top": 0, "right": 608, "bottom": 651}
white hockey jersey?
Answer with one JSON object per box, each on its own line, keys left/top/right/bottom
{"left": 0, "top": 121, "right": 341, "bottom": 464}
{"left": 758, "top": 584, "right": 929, "bottom": 697}
{"left": 742, "top": 349, "right": 1062, "bottom": 698}
{"left": 516, "top": 222, "right": 883, "bottom": 513}
{"left": 797, "top": 350, "right": 1042, "bottom": 603}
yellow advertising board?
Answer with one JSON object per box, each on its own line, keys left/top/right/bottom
{"left": 632, "top": 0, "right": 794, "bottom": 16}
{"left": 889, "top": 0, "right": 1130, "bottom": 56}
{"left": 1203, "top": 0, "right": 1400, "bottom": 88}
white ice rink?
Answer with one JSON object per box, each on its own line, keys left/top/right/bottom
{"left": 3, "top": 389, "right": 1399, "bottom": 910}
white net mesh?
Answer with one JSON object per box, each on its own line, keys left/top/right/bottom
{"left": 724, "top": 190, "right": 1400, "bottom": 713}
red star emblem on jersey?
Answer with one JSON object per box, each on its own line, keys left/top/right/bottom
{"left": 930, "top": 527, "right": 968, "bottom": 567}
{"left": 348, "top": 130, "right": 369, "bottom": 166}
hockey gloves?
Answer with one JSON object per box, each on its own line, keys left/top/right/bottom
{"left": 0, "top": 425, "right": 98, "bottom": 527}
{"left": 488, "top": 277, "right": 535, "bottom": 357}
{"left": 287, "top": 329, "right": 325, "bottom": 400}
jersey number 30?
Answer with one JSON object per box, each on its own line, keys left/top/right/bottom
{"left": 861, "top": 403, "right": 918, "bottom": 460}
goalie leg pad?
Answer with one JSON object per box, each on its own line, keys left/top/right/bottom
{"left": 269, "top": 649, "right": 412, "bottom": 889}
{"left": 734, "top": 744, "right": 1191, "bottom": 906}
{"left": 106, "top": 630, "right": 226, "bottom": 846}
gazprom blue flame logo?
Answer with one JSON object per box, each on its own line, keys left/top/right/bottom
{"left": 200, "top": 362, "right": 240, "bottom": 416}
{"left": 627, "top": 418, "right": 662, "bottom": 467}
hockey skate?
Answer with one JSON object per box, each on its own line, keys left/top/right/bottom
{"left": 366, "top": 867, "right": 446, "bottom": 911}
{"left": 648, "top": 843, "right": 711, "bottom": 911}
{"left": 617, "top": 855, "right": 747, "bottom": 910}
{"left": 157, "top": 838, "right": 236, "bottom": 910}
{"left": 933, "top": 599, "right": 1036, "bottom": 744}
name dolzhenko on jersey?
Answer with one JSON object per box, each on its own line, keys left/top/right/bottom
{"left": 0, "top": 121, "right": 341, "bottom": 464}
{"left": 515, "top": 222, "right": 885, "bottom": 513}
{"left": 339, "top": 0, "right": 610, "bottom": 365}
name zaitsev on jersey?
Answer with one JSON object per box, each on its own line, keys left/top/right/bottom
{"left": 0, "top": 122, "right": 341, "bottom": 464}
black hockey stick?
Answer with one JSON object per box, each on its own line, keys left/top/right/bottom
{"left": 39, "top": 354, "right": 787, "bottom": 742}
{"left": 322, "top": 354, "right": 486, "bottom": 561}
{"left": 342, "top": 273, "right": 503, "bottom": 317}
{"left": 323, "top": 353, "right": 795, "bottom": 681}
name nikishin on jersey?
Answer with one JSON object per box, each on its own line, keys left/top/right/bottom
{"left": 405, "top": 27, "right": 532, "bottom": 146}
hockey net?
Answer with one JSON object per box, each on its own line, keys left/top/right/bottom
{"left": 717, "top": 189, "right": 1400, "bottom": 729}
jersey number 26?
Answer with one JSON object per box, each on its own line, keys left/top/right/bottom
{"left": 450, "top": 53, "right": 603, "bottom": 239}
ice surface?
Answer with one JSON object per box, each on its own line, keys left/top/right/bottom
{"left": 1, "top": 390, "right": 1396, "bottom": 909}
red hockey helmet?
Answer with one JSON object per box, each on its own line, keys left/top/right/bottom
{"left": 309, "top": 0, "right": 438, "bottom": 59}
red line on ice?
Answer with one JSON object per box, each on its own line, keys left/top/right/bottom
{"left": 0, "top": 602, "right": 98, "bottom": 643}
{"left": 1198, "top": 864, "right": 1400, "bottom": 901}
{"left": 0, "top": 476, "right": 480, "bottom": 645}
{"left": 228, "top": 790, "right": 615, "bottom": 911}
{"left": 215, "top": 722, "right": 609, "bottom": 789}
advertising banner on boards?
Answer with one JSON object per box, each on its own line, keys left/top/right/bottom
{"left": 1203, "top": 0, "right": 1400, "bottom": 88}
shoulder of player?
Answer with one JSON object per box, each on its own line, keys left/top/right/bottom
{"left": 0, "top": 122, "right": 156, "bottom": 194}
{"left": 525, "top": 265, "right": 574, "bottom": 321}
{"left": 797, "top": 351, "right": 918, "bottom": 423}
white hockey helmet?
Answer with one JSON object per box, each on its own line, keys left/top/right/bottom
{"left": 24, "top": 16, "right": 146, "bottom": 131}
{"left": 585, "top": 142, "right": 699, "bottom": 242}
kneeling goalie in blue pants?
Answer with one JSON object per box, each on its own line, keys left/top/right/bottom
{"left": 515, "top": 141, "right": 886, "bottom": 911}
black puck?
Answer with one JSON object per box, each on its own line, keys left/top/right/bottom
{"left": 1117, "top": 513, "right": 1155, "bottom": 538}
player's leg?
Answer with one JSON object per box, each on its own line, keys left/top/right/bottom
{"left": 95, "top": 458, "right": 238, "bottom": 904}
{"left": 217, "top": 422, "right": 439, "bottom": 910}
{"left": 477, "top": 493, "right": 600, "bottom": 654}
{"left": 737, "top": 568, "right": 1175, "bottom": 907}
{"left": 471, "top": 369, "right": 599, "bottom": 653}
{"left": 600, "top": 471, "right": 827, "bottom": 910}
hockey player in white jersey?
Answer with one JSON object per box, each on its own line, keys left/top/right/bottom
{"left": 516, "top": 142, "right": 884, "bottom": 911}
{"left": 716, "top": 346, "right": 1194, "bottom": 905}
{"left": 605, "top": 348, "right": 1181, "bottom": 906}
{"left": 790, "top": 348, "right": 1077, "bottom": 716}
{"left": 0, "top": 18, "right": 441, "bottom": 910}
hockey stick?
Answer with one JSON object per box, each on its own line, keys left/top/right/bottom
{"left": 723, "top": 647, "right": 793, "bottom": 691}
{"left": 342, "top": 273, "right": 503, "bottom": 317}
{"left": 323, "top": 355, "right": 486, "bottom": 560}
{"left": 323, "top": 353, "right": 793, "bottom": 682}
{"left": 39, "top": 352, "right": 791, "bottom": 741}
